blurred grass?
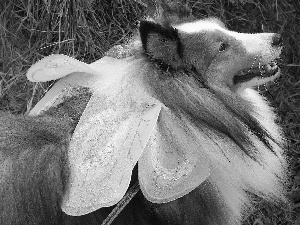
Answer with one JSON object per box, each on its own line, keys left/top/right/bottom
{"left": 0, "top": 0, "right": 300, "bottom": 224}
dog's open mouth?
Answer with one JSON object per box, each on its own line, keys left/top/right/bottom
{"left": 233, "top": 61, "right": 280, "bottom": 84}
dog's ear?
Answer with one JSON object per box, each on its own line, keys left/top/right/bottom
{"left": 139, "top": 20, "right": 183, "bottom": 68}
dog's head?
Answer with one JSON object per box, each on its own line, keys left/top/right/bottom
{"left": 140, "top": 18, "right": 282, "bottom": 93}
{"left": 138, "top": 16, "right": 283, "bottom": 159}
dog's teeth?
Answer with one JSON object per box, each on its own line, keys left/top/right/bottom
{"left": 265, "top": 64, "right": 272, "bottom": 70}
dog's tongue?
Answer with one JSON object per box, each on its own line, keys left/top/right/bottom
{"left": 261, "top": 62, "right": 278, "bottom": 77}
{"left": 233, "top": 62, "right": 278, "bottom": 84}
{"left": 233, "top": 68, "right": 260, "bottom": 84}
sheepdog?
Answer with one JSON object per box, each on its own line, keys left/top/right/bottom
{"left": 0, "top": 5, "right": 287, "bottom": 225}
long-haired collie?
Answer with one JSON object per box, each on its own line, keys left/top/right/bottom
{"left": 0, "top": 5, "right": 287, "bottom": 225}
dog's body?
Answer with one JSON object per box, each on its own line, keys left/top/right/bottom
{"left": 0, "top": 8, "right": 287, "bottom": 225}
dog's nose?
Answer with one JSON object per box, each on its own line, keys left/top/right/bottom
{"left": 272, "top": 34, "right": 283, "bottom": 47}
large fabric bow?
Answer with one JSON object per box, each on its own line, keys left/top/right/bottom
{"left": 27, "top": 54, "right": 210, "bottom": 216}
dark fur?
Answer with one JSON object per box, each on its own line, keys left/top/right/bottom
{"left": 0, "top": 113, "right": 70, "bottom": 225}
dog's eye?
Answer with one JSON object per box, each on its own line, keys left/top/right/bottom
{"left": 219, "top": 42, "right": 229, "bottom": 52}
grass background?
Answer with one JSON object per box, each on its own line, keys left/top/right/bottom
{"left": 0, "top": 0, "right": 300, "bottom": 224}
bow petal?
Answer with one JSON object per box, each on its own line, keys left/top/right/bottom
{"left": 27, "top": 55, "right": 131, "bottom": 116}
{"left": 26, "top": 54, "right": 103, "bottom": 82}
{"left": 138, "top": 108, "right": 210, "bottom": 203}
{"left": 61, "top": 89, "right": 162, "bottom": 215}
